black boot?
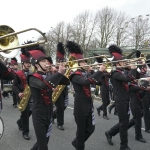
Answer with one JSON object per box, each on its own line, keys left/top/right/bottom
{"left": 105, "top": 131, "right": 113, "bottom": 145}
{"left": 108, "top": 107, "right": 112, "bottom": 114}
{"left": 96, "top": 108, "right": 100, "bottom": 116}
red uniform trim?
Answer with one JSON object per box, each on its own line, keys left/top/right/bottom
{"left": 15, "top": 70, "right": 27, "bottom": 89}
{"left": 32, "top": 73, "right": 53, "bottom": 106}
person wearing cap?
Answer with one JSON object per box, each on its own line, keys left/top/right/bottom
{"left": 105, "top": 45, "right": 138, "bottom": 150}
{"left": 52, "top": 42, "right": 69, "bottom": 130}
{"left": 10, "top": 58, "right": 19, "bottom": 108}
{"left": 25, "top": 43, "right": 69, "bottom": 150}
{"left": 66, "top": 41, "right": 106, "bottom": 150}
{"left": 13, "top": 47, "right": 32, "bottom": 140}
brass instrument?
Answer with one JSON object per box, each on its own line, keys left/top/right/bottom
{"left": 52, "top": 55, "right": 76, "bottom": 103}
{"left": 0, "top": 25, "right": 47, "bottom": 58}
{"left": 18, "top": 85, "right": 31, "bottom": 112}
{"left": 52, "top": 69, "right": 70, "bottom": 103}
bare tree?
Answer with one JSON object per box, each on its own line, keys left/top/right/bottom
{"left": 128, "top": 15, "right": 150, "bottom": 49}
{"left": 95, "top": 7, "right": 119, "bottom": 48}
{"left": 69, "top": 10, "right": 98, "bottom": 57}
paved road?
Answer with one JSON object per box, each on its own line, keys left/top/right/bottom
{"left": 0, "top": 93, "right": 150, "bottom": 150}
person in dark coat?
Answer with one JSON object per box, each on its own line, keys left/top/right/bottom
{"left": 105, "top": 45, "right": 138, "bottom": 150}
{"left": 135, "top": 50, "right": 150, "bottom": 133}
{"left": 66, "top": 41, "right": 106, "bottom": 150}
{"left": 139, "top": 65, "right": 150, "bottom": 133}
{"left": 26, "top": 44, "right": 69, "bottom": 150}
{"left": 10, "top": 57, "right": 19, "bottom": 108}
{"left": 52, "top": 42, "right": 69, "bottom": 130}
{"left": 13, "top": 46, "right": 32, "bottom": 140}
{"left": 94, "top": 53, "right": 110, "bottom": 120}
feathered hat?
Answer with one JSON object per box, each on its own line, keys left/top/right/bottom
{"left": 56, "top": 42, "right": 65, "bottom": 62}
{"left": 66, "top": 41, "right": 84, "bottom": 60}
{"left": 10, "top": 57, "right": 18, "bottom": 65}
{"left": 23, "top": 41, "right": 53, "bottom": 66}
{"left": 108, "top": 44, "right": 123, "bottom": 61}
{"left": 93, "top": 53, "right": 103, "bottom": 63}
{"left": 20, "top": 42, "right": 31, "bottom": 63}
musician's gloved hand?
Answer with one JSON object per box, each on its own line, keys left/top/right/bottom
{"left": 130, "top": 62, "right": 137, "bottom": 69}
{"left": 18, "top": 92, "right": 24, "bottom": 99}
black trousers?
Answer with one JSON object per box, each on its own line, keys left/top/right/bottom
{"left": 108, "top": 100, "right": 129, "bottom": 149}
{"left": 12, "top": 92, "right": 17, "bottom": 105}
{"left": 73, "top": 111, "right": 95, "bottom": 150}
{"left": 17, "top": 104, "right": 32, "bottom": 135}
{"left": 109, "top": 102, "right": 117, "bottom": 114}
{"left": 54, "top": 94, "right": 65, "bottom": 126}
{"left": 141, "top": 96, "right": 150, "bottom": 130}
{"left": 31, "top": 137, "right": 50, "bottom": 150}
{"left": 98, "top": 92, "right": 110, "bottom": 116}
{"left": 130, "top": 99, "right": 143, "bottom": 138}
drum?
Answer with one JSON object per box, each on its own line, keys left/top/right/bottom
{"left": 0, "top": 116, "right": 4, "bottom": 139}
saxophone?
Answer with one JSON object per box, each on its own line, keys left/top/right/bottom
{"left": 18, "top": 67, "right": 35, "bottom": 112}
{"left": 52, "top": 68, "right": 70, "bottom": 103}
{"left": 18, "top": 85, "right": 31, "bottom": 112}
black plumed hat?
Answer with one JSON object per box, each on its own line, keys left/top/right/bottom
{"left": 135, "top": 50, "right": 141, "bottom": 58}
{"left": 56, "top": 42, "right": 65, "bottom": 61}
{"left": 108, "top": 44, "right": 123, "bottom": 60}
{"left": 10, "top": 57, "right": 18, "bottom": 65}
{"left": 66, "top": 41, "right": 84, "bottom": 60}
{"left": 93, "top": 53, "right": 103, "bottom": 63}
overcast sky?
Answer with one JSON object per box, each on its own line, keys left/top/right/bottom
{"left": 0, "top": 0, "right": 150, "bottom": 60}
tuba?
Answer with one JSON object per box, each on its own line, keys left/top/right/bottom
{"left": 0, "top": 25, "right": 47, "bottom": 58}
{"left": 0, "top": 25, "right": 19, "bottom": 58}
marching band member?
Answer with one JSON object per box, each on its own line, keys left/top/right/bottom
{"left": 94, "top": 53, "right": 110, "bottom": 120}
{"left": 105, "top": 45, "right": 137, "bottom": 150}
{"left": 66, "top": 41, "right": 105, "bottom": 150}
{"left": 135, "top": 50, "right": 150, "bottom": 133}
{"left": 13, "top": 46, "right": 32, "bottom": 140}
{"left": 52, "top": 42, "right": 69, "bottom": 130}
{"left": 10, "top": 58, "right": 19, "bottom": 108}
{"left": 26, "top": 44, "right": 69, "bottom": 150}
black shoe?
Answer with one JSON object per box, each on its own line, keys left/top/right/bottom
{"left": 23, "top": 134, "right": 30, "bottom": 140}
{"left": 145, "top": 129, "right": 150, "bottom": 133}
{"left": 58, "top": 125, "right": 64, "bottom": 130}
{"left": 13, "top": 105, "right": 17, "bottom": 108}
{"left": 52, "top": 118, "right": 55, "bottom": 124}
{"left": 96, "top": 108, "right": 100, "bottom": 116}
{"left": 103, "top": 116, "right": 109, "bottom": 120}
{"left": 72, "top": 140, "right": 77, "bottom": 149}
{"left": 108, "top": 107, "right": 112, "bottom": 114}
{"left": 135, "top": 137, "right": 146, "bottom": 143}
{"left": 120, "top": 146, "right": 132, "bottom": 150}
{"left": 114, "top": 112, "right": 118, "bottom": 115}
{"left": 16, "top": 121, "right": 23, "bottom": 131}
{"left": 105, "top": 131, "right": 113, "bottom": 145}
